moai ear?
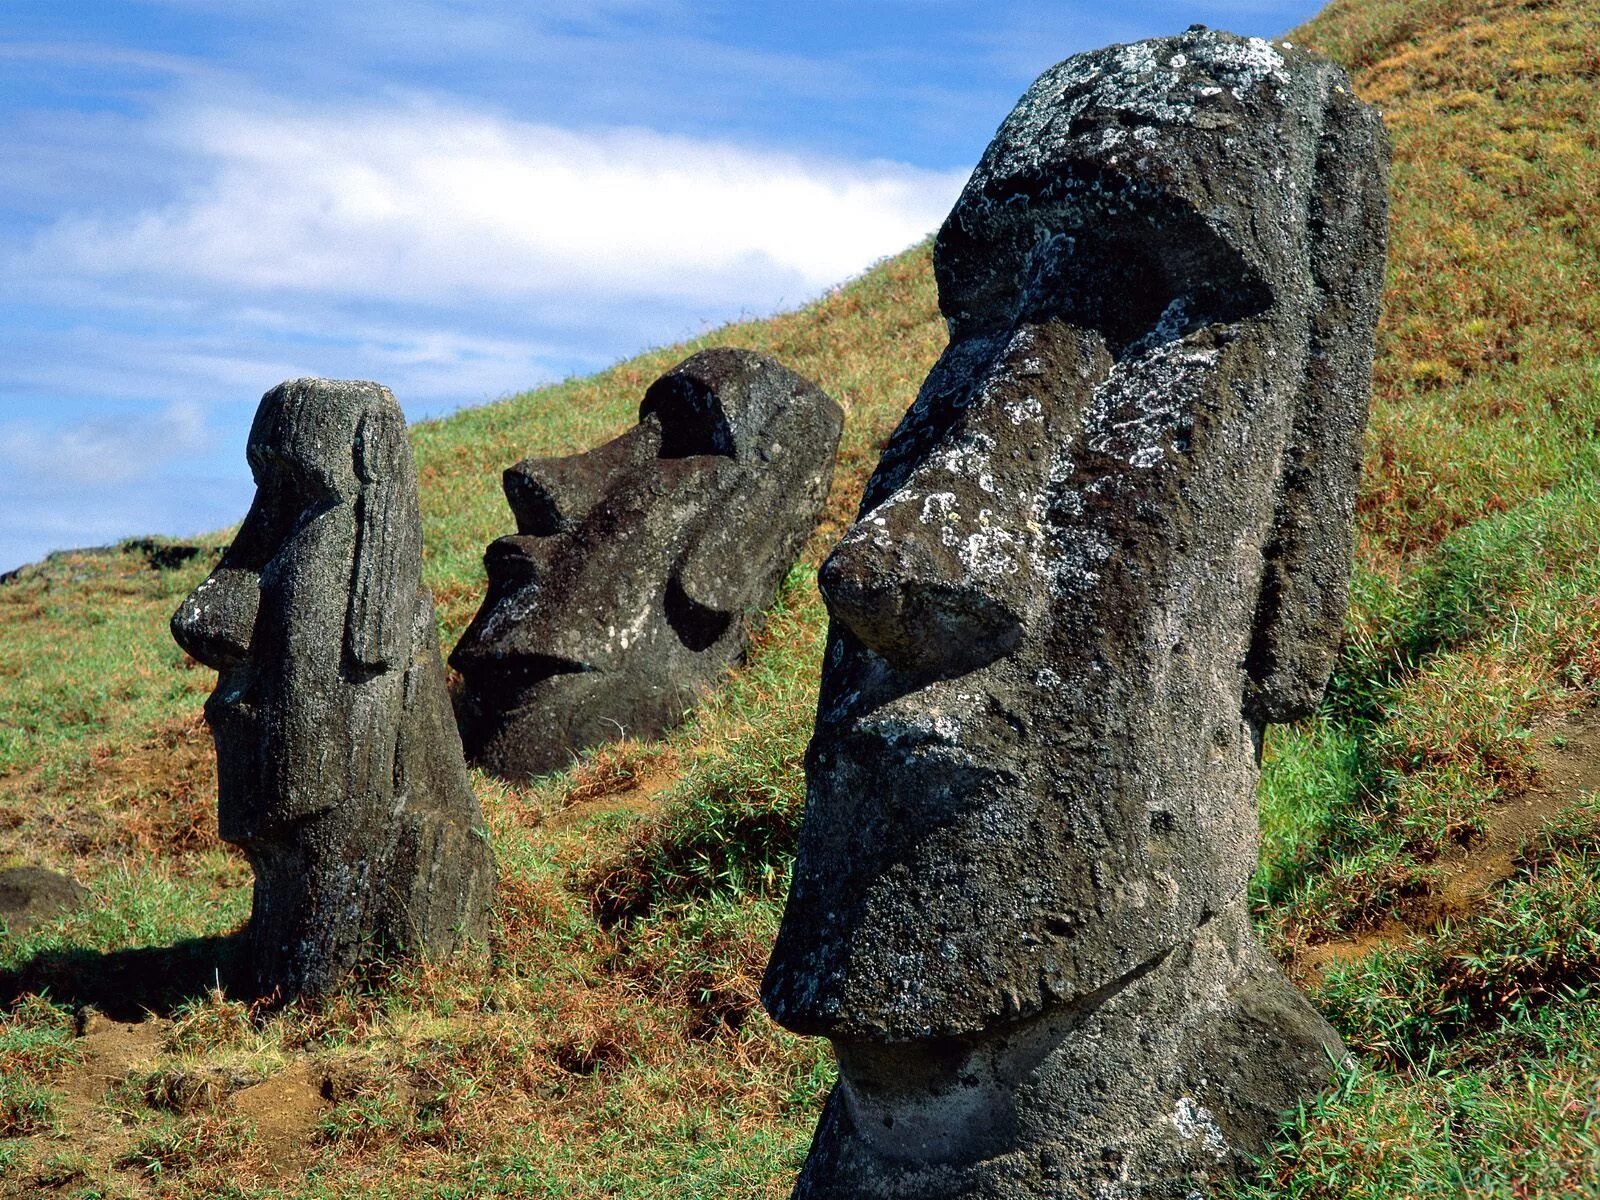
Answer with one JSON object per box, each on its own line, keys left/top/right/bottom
{"left": 1244, "top": 81, "right": 1390, "bottom": 723}
{"left": 346, "top": 403, "right": 422, "bottom": 671}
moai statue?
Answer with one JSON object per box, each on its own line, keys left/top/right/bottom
{"left": 173, "top": 379, "right": 495, "bottom": 1000}
{"left": 762, "top": 28, "right": 1388, "bottom": 1200}
{"left": 451, "top": 348, "right": 844, "bottom": 780}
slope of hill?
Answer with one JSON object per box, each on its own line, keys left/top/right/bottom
{"left": 2, "top": 0, "right": 1598, "bottom": 1195}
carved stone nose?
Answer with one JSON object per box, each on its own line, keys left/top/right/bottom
{"left": 171, "top": 566, "right": 260, "bottom": 670}
{"left": 819, "top": 507, "right": 1025, "bottom": 677}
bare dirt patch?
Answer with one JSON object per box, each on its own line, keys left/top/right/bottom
{"left": 2, "top": 1013, "right": 332, "bottom": 1196}
{"left": 1295, "top": 705, "right": 1600, "bottom": 977}
{"left": 0, "top": 1014, "right": 170, "bottom": 1199}
{"left": 228, "top": 1059, "right": 330, "bottom": 1176}
{"left": 64, "top": 1011, "right": 169, "bottom": 1104}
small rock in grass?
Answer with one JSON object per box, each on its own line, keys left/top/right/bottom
{"left": 0, "top": 867, "right": 88, "bottom": 936}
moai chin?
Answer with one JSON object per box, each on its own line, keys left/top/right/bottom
{"left": 762, "top": 29, "right": 1388, "bottom": 1199}
{"left": 173, "top": 378, "right": 495, "bottom": 1001}
{"left": 451, "top": 348, "right": 844, "bottom": 780}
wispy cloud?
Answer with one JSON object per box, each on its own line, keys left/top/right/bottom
{"left": 23, "top": 99, "right": 966, "bottom": 310}
{"left": 0, "top": 90, "right": 964, "bottom": 572}
{"left": 0, "top": 400, "right": 212, "bottom": 487}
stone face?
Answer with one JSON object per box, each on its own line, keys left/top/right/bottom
{"left": 451, "top": 348, "right": 844, "bottom": 780}
{"left": 762, "top": 29, "right": 1388, "bottom": 1199}
{"left": 172, "top": 378, "right": 495, "bottom": 1001}
{"left": 0, "top": 867, "right": 88, "bottom": 936}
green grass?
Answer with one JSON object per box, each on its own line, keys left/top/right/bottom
{"left": 3, "top": 0, "right": 1600, "bottom": 1195}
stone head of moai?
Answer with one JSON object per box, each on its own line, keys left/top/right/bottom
{"left": 172, "top": 379, "right": 495, "bottom": 1001}
{"left": 451, "top": 348, "right": 843, "bottom": 780}
{"left": 763, "top": 28, "right": 1388, "bottom": 1199}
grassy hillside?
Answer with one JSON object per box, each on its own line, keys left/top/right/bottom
{"left": 3, "top": 0, "right": 1599, "bottom": 1195}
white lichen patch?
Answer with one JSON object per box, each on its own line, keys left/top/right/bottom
{"left": 1170, "top": 1096, "right": 1227, "bottom": 1157}
{"left": 477, "top": 583, "right": 543, "bottom": 640}
{"left": 848, "top": 488, "right": 915, "bottom": 549}
{"left": 871, "top": 711, "right": 950, "bottom": 747}
{"left": 979, "top": 29, "right": 1291, "bottom": 187}
{"left": 1203, "top": 35, "right": 1289, "bottom": 91}
{"left": 1083, "top": 338, "right": 1216, "bottom": 469}
{"left": 609, "top": 603, "right": 651, "bottom": 652}
{"left": 920, "top": 492, "right": 959, "bottom": 524}
{"left": 1005, "top": 395, "right": 1044, "bottom": 425}
{"left": 955, "top": 523, "right": 1027, "bottom": 579}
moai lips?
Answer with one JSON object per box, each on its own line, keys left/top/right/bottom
{"left": 451, "top": 348, "right": 843, "bottom": 780}
{"left": 763, "top": 29, "right": 1388, "bottom": 1199}
{"left": 172, "top": 379, "right": 494, "bottom": 1001}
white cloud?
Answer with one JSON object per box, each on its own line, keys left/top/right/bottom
{"left": 1, "top": 76, "right": 969, "bottom": 573}
{"left": 0, "top": 401, "right": 212, "bottom": 487}
{"left": 25, "top": 98, "right": 967, "bottom": 312}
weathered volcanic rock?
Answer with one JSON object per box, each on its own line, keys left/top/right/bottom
{"left": 762, "top": 28, "right": 1388, "bottom": 1200}
{"left": 451, "top": 348, "right": 843, "bottom": 780}
{"left": 172, "top": 379, "right": 495, "bottom": 1001}
{"left": 0, "top": 866, "right": 88, "bottom": 936}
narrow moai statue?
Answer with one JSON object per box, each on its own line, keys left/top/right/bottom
{"left": 763, "top": 28, "right": 1388, "bottom": 1200}
{"left": 173, "top": 379, "right": 495, "bottom": 1001}
{"left": 451, "top": 348, "right": 844, "bottom": 780}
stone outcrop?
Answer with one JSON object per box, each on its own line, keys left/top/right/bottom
{"left": 762, "top": 28, "right": 1388, "bottom": 1199}
{"left": 451, "top": 348, "right": 844, "bottom": 780}
{"left": 172, "top": 379, "right": 495, "bottom": 1001}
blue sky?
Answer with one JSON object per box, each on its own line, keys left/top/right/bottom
{"left": 0, "top": 0, "right": 1325, "bottom": 573}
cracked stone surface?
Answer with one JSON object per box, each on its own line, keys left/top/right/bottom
{"left": 172, "top": 379, "right": 495, "bottom": 1001}
{"left": 762, "top": 27, "right": 1388, "bottom": 1199}
{"left": 451, "top": 348, "right": 843, "bottom": 780}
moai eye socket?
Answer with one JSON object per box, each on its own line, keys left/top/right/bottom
{"left": 639, "top": 371, "right": 738, "bottom": 459}
{"left": 942, "top": 179, "right": 1273, "bottom": 354}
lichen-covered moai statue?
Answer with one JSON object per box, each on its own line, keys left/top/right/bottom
{"left": 451, "top": 348, "right": 844, "bottom": 780}
{"left": 763, "top": 28, "right": 1388, "bottom": 1199}
{"left": 173, "top": 379, "right": 495, "bottom": 1000}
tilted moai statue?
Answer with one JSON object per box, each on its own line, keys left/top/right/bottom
{"left": 451, "top": 348, "right": 844, "bottom": 780}
{"left": 763, "top": 29, "right": 1388, "bottom": 1199}
{"left": 173, "top": 379, "right": 495, "bottom": 1000}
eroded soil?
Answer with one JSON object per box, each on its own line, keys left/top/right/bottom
{"left": 1294, "top": 704, "right": 1600, "bottom": 977}
{"left": 1, "top": 1009, "right": 332, "bottom": 1199}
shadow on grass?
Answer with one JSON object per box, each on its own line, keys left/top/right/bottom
{"left": 0, "top": 930, "right": 250, "bottom": 1020}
